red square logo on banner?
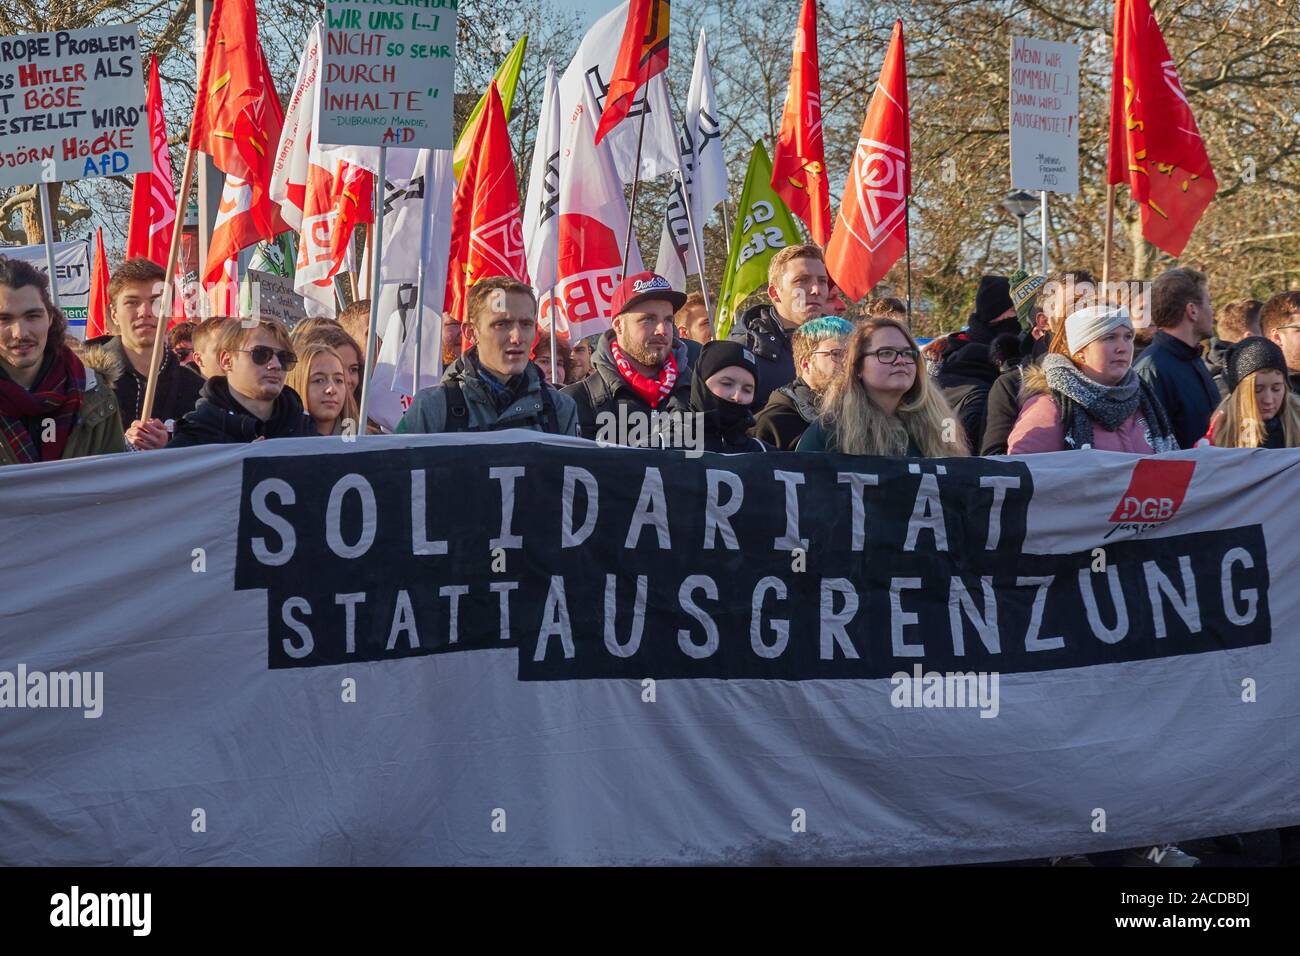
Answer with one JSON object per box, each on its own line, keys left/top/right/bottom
{"left": 1109, "top": 459, "right": 1196, "bottom": 523}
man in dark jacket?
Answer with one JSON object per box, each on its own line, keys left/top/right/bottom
{"left": 1134, "top": 267, "right": 1218, "bottom": 449}
{"left": 169, "top": 319, "right": 314, "bottom": 446}
{"left": 980, "top": 269, "right": 1061, "bottom": 455}
{"left": 1205, "top": 298, "right": 1263, "bottom": 398}
{"left": 727, "top": 243, "right": 831, "bottom": 409}
{"left": 751, "top": 316, "right": 853, "bottom": 449}
{"left": 398, "top": 277, "right": 577, "bottom": 435}
{"left": 82, "top": 257, "right": 202, "bottom": 450}
{"left": 562, "top": 272, "right": 693, "bottom": 445}
{"left": 934, "top": 275, "right": 1021, "bottom": 453}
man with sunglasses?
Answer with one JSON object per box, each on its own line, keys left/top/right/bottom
{"left": 82, "top": 257, "right": 203, "bottom": 451}
{"left": 169, "top": 319, "right": 314, "bottom": 446}
{"left": 751, "top": 316, "right": 853, "bottom": 449}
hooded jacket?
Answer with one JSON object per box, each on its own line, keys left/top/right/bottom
{"left": 0, "top": 346, "right": 127, "bottom": 466}
{"left": 980, "top": 333, "right": 1050, "bottom": 455}
{"left": 1133, "top": 330, "right": 1219, "bottom": 449}
{"left": 1006, "top": 364, "right": 1156, "bottom": 455}
{"left": 934, "top": 336, "right": 1001, "bottom": 453}
{"left": 562, "top": 329, "right": 693, "bottom": 443}
{"left": 728, "top": 303, "right": 796, "bottom": 409}
{"left": 397, "top": 348, "right": 578, "bottom": 435}
{"left": 168, "top": 377, "right": 316, "bottom": 447}
{"left": 751, "top": 378, "right": 820, "bottom": 450}
{"left": 81, "top": 334, "right": 203, "bottom": 426}
{"left": 688, "top": 358, "right": 768, "bottom": 454}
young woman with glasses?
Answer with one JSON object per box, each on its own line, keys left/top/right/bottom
{"left": 795, "top": 318, "right": 970, "bottom": 457}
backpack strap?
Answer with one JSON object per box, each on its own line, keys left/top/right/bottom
{"left": 443, "top": 380, "right": 470, "bottom": 433}
{"left": 574, "top": 372, "right": 611, "bottom": 436}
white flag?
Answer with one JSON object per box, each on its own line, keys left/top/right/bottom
{"left": 550, "top": 85, "right": 643, "bottom": 341}
{"left": 558, "top": 1, "right": 678, "bottom": 185}
{"left": 368, "top": 148, "right": 455, "bottom": 432}
{"left": 523, "top": 60, "right": 561, "bottom": 301}
{"left": 657, "top": 30, "right": 729, "bottom": 290}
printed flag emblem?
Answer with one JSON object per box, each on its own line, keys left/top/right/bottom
{"left": 849, "top": 138, "right": 908, "bottom": 251}
{"left": 1109, "top": 459, "right": 1196, "bottom": 523}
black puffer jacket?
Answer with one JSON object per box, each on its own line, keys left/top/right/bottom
{"left": 934, "top": 334, "right": 1002, "bottom": 453}
{"left": 168, "top": 377, "right": 315, "bottom": 447}
{"left": 728, "top": 303, "right": 795, "bottom": 409}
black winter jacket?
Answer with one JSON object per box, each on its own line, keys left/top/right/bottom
{"left": 561, "top": 330, "right": 693, "bottom": 443}
{"left": 168, "top": 377, "right": 316, "bottom": 447}
{"left": 728, "top": 303, "right": 795, "bottom": 409}
{"left": 1134, "top": 330, "right": 1219, "bottom": 449}
{"left": 82, "top": 334, "right": 203, "bottom": 426}
{"left": 750, "top": 379, "right": 819, "bottom": 450}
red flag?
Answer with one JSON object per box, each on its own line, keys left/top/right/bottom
{"left": 126, "top": 56, "right": 176, "bottom": 268}
{"left": 824, "top": 20, "right": 910, "bottom": 301}
{"left": 193, "top": 0, "right": 287, "bottom": 281}
{"left": 446, "top": 83, "right": 530, "bottom": 323}
{"left": 294, "top": 158, "right": 374, "bottom": 312}
{"left": 771, "top": 0, "right": 831, "bottom": 245}
{"left": 1108, "top": 0, "right": 1217, "bottom": 257}
{"left": 593, "top": 0, "right": 671, "bottom": 144}
{"left": 86, "top": 228, "right": 110, "bottom": 340}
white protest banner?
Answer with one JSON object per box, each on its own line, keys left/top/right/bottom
{"left": 1, "top": 437, "right": 1296, "bottom": 865}
{"left": 318, "top": 0, "right": 457, "bottom": 149}
{"left": 0, "top": 240, "right": 91, "bottom": 333}
{"left": 0, "top": 25, "right": 149, "bottom": 188}
{"left": 1009, "top": 37, "right": 1079, "bottom": 194}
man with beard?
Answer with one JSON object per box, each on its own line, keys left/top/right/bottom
{"left": 563, "top": 272, "right": 693, "bottom": 444}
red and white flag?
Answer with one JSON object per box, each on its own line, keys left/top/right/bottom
{"left": 125, "top": 55, "right": 176, "bottom": 268}
{"left": 824, "top": 20, "right": 911, "bottom": 301}
{"left": 550, "top": 85, "right": 643, "bottom": 340}
{"left": 772, "top": 0, "right": 831, "bottom": 245}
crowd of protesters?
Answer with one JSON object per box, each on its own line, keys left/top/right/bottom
{"left": 2, "top": 245, "right": 1298, "bottom": 865}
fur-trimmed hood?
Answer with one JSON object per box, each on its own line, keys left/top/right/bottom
{"left": 1018, "top": 362, "right": 1051, "bottom": 401}
{"left": 75, "top": 337, "right": 127, "bottom": 387}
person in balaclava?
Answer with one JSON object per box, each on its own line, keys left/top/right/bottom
{"left": 689, "top": 340, "right": 770, "bottom": 453}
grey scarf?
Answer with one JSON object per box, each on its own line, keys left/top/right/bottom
{"left": 1041, "top": 353, "right": 1178, "bottom": 452}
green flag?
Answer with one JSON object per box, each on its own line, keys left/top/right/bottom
{"left": 716, "top": 141, "right": 804, "bottom": 339}
{"left": 453, "top": 35, "right": 529, "bottom": 179}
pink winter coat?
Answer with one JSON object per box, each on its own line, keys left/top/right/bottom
{"left": 1005, "top": 365, "right": 1154, "bottom": 455}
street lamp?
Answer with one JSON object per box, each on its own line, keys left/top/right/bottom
{"left": 1001, "top": 190, "right": 1038, "bottom": 272}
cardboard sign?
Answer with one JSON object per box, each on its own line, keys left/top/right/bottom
{"left": 318, "top": 0, "right": 457, "bottom": 149}
{"left": 1009, "top": 37, "right": 1079, "bottom": 194}
{"left": 243, "top": 269, "right": 308, "bottom": 330}
{"left": 0, "top": 25, "right": 149, "bottom": 188}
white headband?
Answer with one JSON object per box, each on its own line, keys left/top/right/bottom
{"left": 1065, "top": 304, "right": 1132, "bottom": 353}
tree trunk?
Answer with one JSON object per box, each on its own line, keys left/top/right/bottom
{"left": 20, "top": 182, "right": 62, "bottom": 245}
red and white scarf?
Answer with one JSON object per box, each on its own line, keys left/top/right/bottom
{"left": 610, "top": 340, "right": 677, "bottom": 408}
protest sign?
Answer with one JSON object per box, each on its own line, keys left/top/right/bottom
{"left": 243, "top": 269, "right": 308, "bottom": 330}
{"left": 1009, "top": 36, "right": 1079, "bottom": 194}
{"left": 0, "top": 25, "right": 149, "bottom": 188}
{"left": 318, "top": 0, "right": 457, "bottom": 149}
{"left": 1, "top": 434, "right": 1296, "bottom": 865}
{"left": 0, "top": 240, "right": 91, "bottom": 334}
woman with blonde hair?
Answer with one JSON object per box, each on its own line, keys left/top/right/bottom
{"left": 286, "top": 342, "right": 360, "bottom": 436}
{"left": 1204, "top": 336, "right": 1300, "bottom": 448}
{"left": 1007, "top": 304, "right": 1177, "bottom": 454}
{"left": 796, "top": 318, "right": 970, "bottom": 456}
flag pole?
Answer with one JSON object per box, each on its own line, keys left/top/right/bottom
{"left": 1040, "top": 190, "right": 1049, "bottom": 274}
{"left": 142, "top": 146, "right": 197, "bottom": 421}
{"left": 549, "top": 287, "right": 558, "bottom": 383}
{"left": 677, "top": 168, "right": 714, "bottom": 335}
{"left": 1101, "top": 183, "right": 1115, "bottom": 289}
{"left": 37, "top": 184, "right": 61, "bottom": 311}
{"left": 621, "top": 105, "right": 650, "bottom": 272}
{"left": 719, "top": 200, "right": 732, "bottom": 258}
{"left": 358, "top": 147, "right": 388, "bottom": 431}
{"left": 904, "top": 195, "right": 913, "bottom": 330}
{"left": 411, "top": 151, "right": 432, "bottom": 397}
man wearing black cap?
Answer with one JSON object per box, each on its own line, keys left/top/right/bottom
{"left": 562, "top": 271, "right": 694, "bottom": 445}
{"left": 934, "top": 275, "right": 1021, "bottom": 453}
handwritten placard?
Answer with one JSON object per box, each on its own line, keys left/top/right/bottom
{"left": 318, "top": 0, "right": 457, "bottom": 149}
{"left": 0, "top": 25, "right": 149, "bottom": 188}
{"left": 244, "top": 270, "right": 308, "bottom": 331}
{"left": 1009, "top": 37, "right": 1079, "bottom": 195}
